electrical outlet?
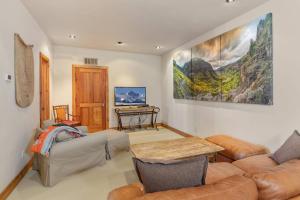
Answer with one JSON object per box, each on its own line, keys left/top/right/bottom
{"left": 5, "top": 74, "right": 12, "bottom": 82}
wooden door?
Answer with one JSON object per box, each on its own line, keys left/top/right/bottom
{"left": 40, "top": 53, "right": 50, "bottom": 126}
{"left": 73, "top": 65, "right": 108, "bottom": 132}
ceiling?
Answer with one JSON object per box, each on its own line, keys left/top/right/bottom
{"left": 21, "top": 0, "right": 269, "bottom": 55}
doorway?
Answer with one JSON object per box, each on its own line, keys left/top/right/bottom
{"left": 72, "top": 65, "right": 109, "bottom": 132}
{"left": 40, "top": 53, "right": 50, "bottom": 126}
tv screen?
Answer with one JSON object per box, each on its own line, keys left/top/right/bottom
{"left": 114, "top": 87, "right": 146, "bottom": 106}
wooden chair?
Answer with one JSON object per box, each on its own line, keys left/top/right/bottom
{"left": 53, "top": 105, "right": 81, "bottom": 127}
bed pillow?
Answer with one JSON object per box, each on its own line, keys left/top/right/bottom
{"left": 133, "top": 156, "right": 208, "bottom": 193}
{"left": 270, "top": 130, "right": 300, "bottom": 164}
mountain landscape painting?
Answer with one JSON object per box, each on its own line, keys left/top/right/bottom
{"left": 173, "top": 13, "right": 273, "bottom": 105}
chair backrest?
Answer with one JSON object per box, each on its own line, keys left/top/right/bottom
{"left": 53, "top": 105, "right": 70, "bottom": 122}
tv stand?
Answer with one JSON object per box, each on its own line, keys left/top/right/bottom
{"left": 114, "top": 106, "right": 160, "bottom": 131}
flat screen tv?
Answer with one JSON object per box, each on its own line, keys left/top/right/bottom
{"left": 114, "top": 87, "right": 146, "bottom": 106}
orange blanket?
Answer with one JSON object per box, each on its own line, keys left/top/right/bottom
{"left": 31, "top": 126, "right": 56, "bottom": 156}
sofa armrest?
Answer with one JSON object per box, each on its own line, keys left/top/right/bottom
{"left": 206, "top": 134, "right": 269, "bottom": 160}
{"left": 50, "top": 133, "right": 107, "bottom": 159}
{"left": 108, "top": 183, "right": 145, "bottom": 200}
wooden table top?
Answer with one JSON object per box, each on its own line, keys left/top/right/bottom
{"left": 115, "top": 106, "right": 160, "bottom": 114}
{"left": 130, "top": 137, "right": 224, "bottom": 162}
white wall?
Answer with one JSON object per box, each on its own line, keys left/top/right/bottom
{"left": 162, "top": 0, "right": 300, "bottom": 151}
{"left": 53, "top": 46, "right": 162, "bottom": 128}
{"left": 0, "top": 0, "right": 53, "bottom": 192}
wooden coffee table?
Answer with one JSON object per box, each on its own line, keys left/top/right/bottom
{"left": 130, "top": 137, "right": 224, "bottom": 162}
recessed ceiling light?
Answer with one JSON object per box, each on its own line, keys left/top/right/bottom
{"left": 156, "top": 46, "right": 162, "bottom": 50}
{"left": 117, "top": 41, "right": 125, "bottom": 46}
{"left": 226, "top": 0, "right": 237, "bottom": 3}
{"left": 68, "top": 34, "right": 77, "bottom": 40}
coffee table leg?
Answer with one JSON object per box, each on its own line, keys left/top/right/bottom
{"left": 213, "top": 153, "right": 217, "bottom": 163}
{"left": 208, "top": 153, "right": 217, "bottom": 163}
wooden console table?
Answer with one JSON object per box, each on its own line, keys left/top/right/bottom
{"left": 114, "top": 106, "right": 160, "bottom": 131}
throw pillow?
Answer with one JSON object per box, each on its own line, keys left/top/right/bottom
{"left": 133, "top": 156, "right": 208, "bottom": 193}
{"left": 270, "top": 130, "right": 300, "bottom": 164}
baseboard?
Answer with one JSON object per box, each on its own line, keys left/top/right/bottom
{"left": 161, "top": 124, "right": 193, "bottom": 138}
{"left": 0, "top": 158, "right": 33, "bottom": 200}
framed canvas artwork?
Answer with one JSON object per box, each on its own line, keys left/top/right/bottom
{"left": 173, "top": 13, "right": 273, "bottom": 105}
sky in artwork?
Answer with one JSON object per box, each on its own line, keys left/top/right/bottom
{"left": 192, "top": 14, "right": 267, "bottom": 70}
{"left": 173, "top": 49, "right": 191, "bottom": 68}
{"left": 192, "top": 36, "right": 221, "bottom": 69}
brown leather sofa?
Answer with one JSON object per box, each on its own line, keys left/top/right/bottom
{"left": 108, "top": 136, "right": 300, "bottom": 200}
{"left": 108, "top": 156, "right": 300, "bottom": 200}
{"left": 108, "top": 162, "right": 257, "bottom": 200}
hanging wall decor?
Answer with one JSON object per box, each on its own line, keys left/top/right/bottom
{"left": 14, "top": 33, "right": 34, "bottom": 108}
{"left": 173, "top": 13, "right": 273, "bottom": 105}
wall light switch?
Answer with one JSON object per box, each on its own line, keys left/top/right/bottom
{"left": 5, "top": 74, "right": 12, "bottom": 82}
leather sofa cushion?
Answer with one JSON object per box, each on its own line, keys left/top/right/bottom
{"left": 253, "top": 159, "right": 300, "bottom": 200}
{"left": 206, "top": 134, "right": 269, "bottom": 160}
{"left": 134, "top": 175, "right": 258, "bottom": 200}
{"left": 215, "top": 153, "right": 235, "bottom": 163}
{"left": 206, "top": 162, "right": 245, "bottom": 184}
{"left": 108, "top": 183, "right": 145, "bottom": 200}
{"left": 233, "top": 154, "right": 277, "bottom": 175}
{"left": 290, "top": 196, "right": 300, "bottom": 200}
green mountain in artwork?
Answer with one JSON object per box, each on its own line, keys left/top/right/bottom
{"left": 191, "top": 58, "right": 221, "bottom": 101}
{"left": 173, "top": 61, "right": 194, "bottom": 99}
{"left": 173, "top": 57, "right": 221, "bottom": 101}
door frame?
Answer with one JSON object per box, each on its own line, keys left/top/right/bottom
{"left": 72, "top": 64, "right": 109, "bottom": 129}
{"left": 39, "top": 52, "right": 50, "bottom": 127}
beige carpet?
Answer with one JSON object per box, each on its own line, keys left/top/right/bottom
{"left": 7, "top": 127, "right": 183, "bottom": 200}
